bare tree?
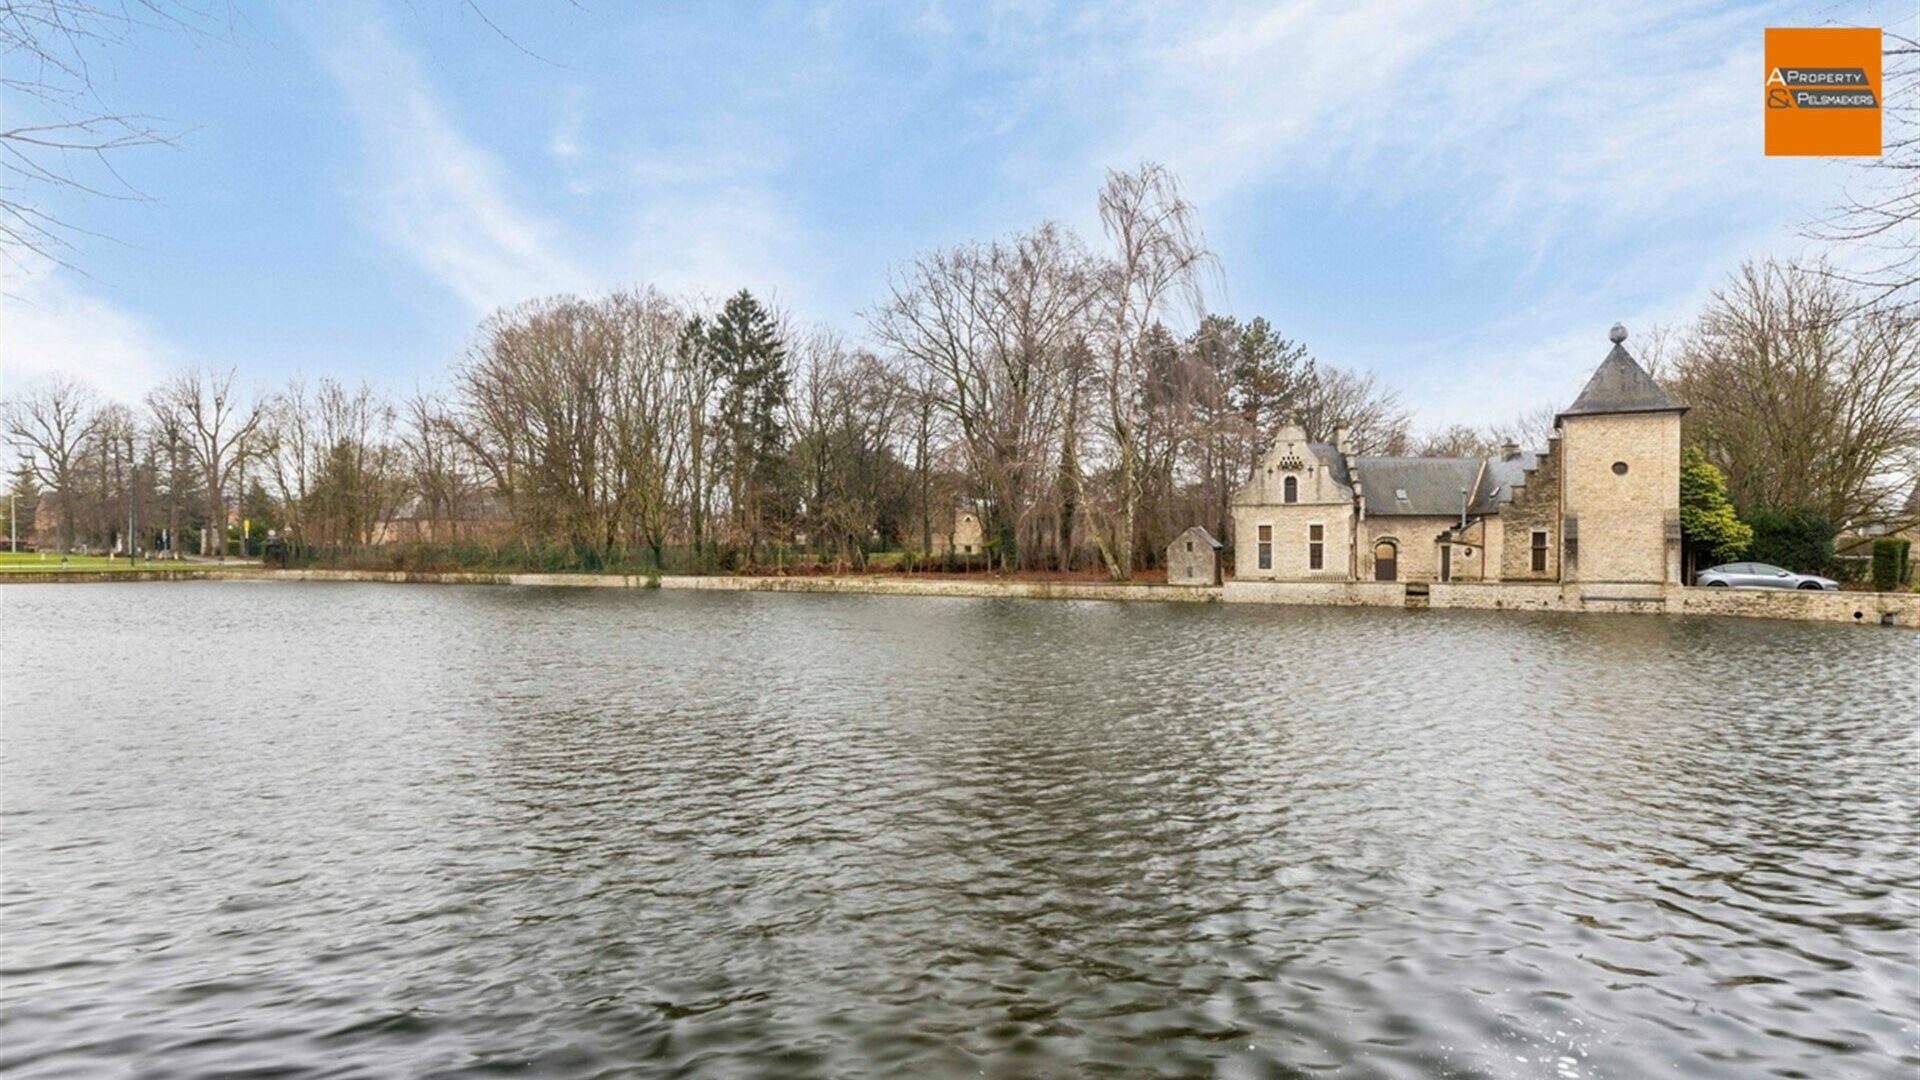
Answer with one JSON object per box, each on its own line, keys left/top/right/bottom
{"left": 1485, "top": 404, "right": 1560, "bottom": 452}
{"left": 146, "top": 391, "right": 189, "bottom": 556}
{"left": 1412, "top": 406, "right": 1558, "bottom": 458}
{"left": 450, "top": 289, "right": 703, "bottom": 564}
{"left": 1292, "top": 365, "right": 1410, "bottom": 455}
{"left": 603, "top": 288, "right": 685, "bottom": 568}
{"left": 676, "top": 313, "right": 722, "bottom": 559}
{"left": 455, "top": 296, "right": 615, "bottom": 550}
{"left": 399, "top": 388, "right": 478, "bottom": 543}
{"left": 2, "top": 376, "right": 99, "bottom": 550}
{"left": 306, "top": 379, "right": 401, "bottom": 547}
{"left": 0, "top": 2, "right": 240, "bottom": 267}
{"left": 1805, "top": 30, "right": 1920, "bottom": 305}
{"left": 1413, "top": 423, "right": 1498, "bottom": 458}
{"left": 262, "top": 377, "right": 318, "bottom": 547}
{"left": 788, "top": 335, "right": 907, "bottom": 567}
{"left": 1670, "top": 259, "right": 1920, "bottom": 525}
{"left": 151, "top": 367, "right": 263, "bottom": 557}
{"left": 870, "top": 223, "right": 1095, "bottom": 571}
{"left": 80, "top": 399, "right": 135, "bottom": 549}
{"left": 1086, "top": 164, "right": 1211, "bottom": 579}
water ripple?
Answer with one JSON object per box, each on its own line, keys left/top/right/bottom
{"left": 1, "top": 583, "right": 1916, "bottom": 1078}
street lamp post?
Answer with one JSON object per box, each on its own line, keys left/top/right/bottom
{"left": 127, "top": 433, "right": 138, "bottom": 568}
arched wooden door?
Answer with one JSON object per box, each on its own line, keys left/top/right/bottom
{"left": 1373, "top": 540, "right": 1398, "bottom": 581}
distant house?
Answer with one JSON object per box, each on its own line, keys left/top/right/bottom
{"left": 898, "top": 505, "right": 987, "bottom": 557}
{"left": 946, "top": 507, "right": 985, "bottom": 556}
{"left": 369, "top": 491, "right": 511, "bottom": 545}
{"left": 910, "top": 507, "right": 990, "bottom": 553}
{"left": 1838, "top": 478, "right": 1920, "bottom": 561}
{"left": 1230, "top": 325, "right": 1686, "bottom": 587}
{"left": 1166, "top": 526, "right": 1222, "bottom": 586}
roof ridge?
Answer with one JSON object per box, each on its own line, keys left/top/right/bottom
{"left": 1558, "top": 333, "right": 1685, "bottom": 421}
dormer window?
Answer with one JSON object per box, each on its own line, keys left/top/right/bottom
{"left": 1283, "top": 476, "right": 1298, "bottom": 503}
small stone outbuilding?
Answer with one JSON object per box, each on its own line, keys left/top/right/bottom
{"left": 1167, "top": 526, "right": 1223, "bottom": 586}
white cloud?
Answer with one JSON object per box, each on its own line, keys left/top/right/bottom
{"left": 1096, "top": 1, "right": 1821, "bottom": 229}
{"left": 0, "top": 259, "right": 175, "bottom": 403}
{"left": 305, "top": 15, "right": 588, "bottom": 313}
{"left": 625, "top": 185, "right": 816, "bottom": 310}
{"left": 1057, "top": 0, "right": 1866, "bottom": 427}
{"left": 549, "top": 84, "right": 588, "bottom": 163}
{"left": 608, "top": 119, "right": 824, "bottom": 311}
{"left": 299, "top": 12, "right": 830, "bottom": 322}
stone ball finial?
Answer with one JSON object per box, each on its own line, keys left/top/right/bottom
{"left": 1609, "top": 322, "right": 1628, "bottom": 344}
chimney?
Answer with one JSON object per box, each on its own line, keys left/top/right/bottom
{"left": 1501, "top": 439, "right": 1520, "bottom": 461}
{"left": 1333, "top": 423, "right": 1350, "bottom": 454}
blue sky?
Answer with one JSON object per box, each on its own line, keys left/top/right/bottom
{"left": 2, "top": 0, "right": 1908, "bottom": 427}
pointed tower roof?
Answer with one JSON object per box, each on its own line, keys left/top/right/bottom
{"left": 1556, "top": 323, "right": 1686, "bottom": 424}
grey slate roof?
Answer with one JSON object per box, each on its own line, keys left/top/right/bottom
{"left": 1175, "top": 525, "right": 1223, "bottom": 549}
{"left": 1305, "top": 442, "right": 1352, "bottom": 489}
{"left": 1355, "top": 457, "right": 1484, "bottom": 516}
{"left": 1477, "top": 451, "right": 1541, "bottom": 513}
{"left": 1558, "top": 343, "right": 1685, "bottom": 421}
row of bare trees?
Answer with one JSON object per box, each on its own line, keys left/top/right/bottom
{"left": 0, "top": 165, "right": 1433, "bottom": 574}
{"left": 15, "top": 169, "right": 1909, "bottom": 573}
{"left": 3, "top": 369, "right": 270, "bottom": 557}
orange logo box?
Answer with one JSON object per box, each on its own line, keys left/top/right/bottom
{"left": 1766, "top": 27, "right": 1881, "bottom": 156}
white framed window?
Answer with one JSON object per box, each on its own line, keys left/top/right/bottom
{"left": 1257, "top": 524, "right": 1272, "bottom": 570}
{"left": 1308, "top": 522, "right": 1324, "bottom": 570}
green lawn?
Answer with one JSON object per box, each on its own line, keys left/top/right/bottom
{"left": 0, "top": 552, "right": 242, "bottom": 573}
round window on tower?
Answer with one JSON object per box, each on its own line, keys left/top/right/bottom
{"left": 1611, "top": 461, "right": 1629, "bottom": 476}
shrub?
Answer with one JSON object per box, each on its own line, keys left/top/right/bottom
{"left": 1679, "top": 447, "right": 1752, "bottom": 564}
{"left": 1872, "top": 537, "right": 1912, "bottom": 591}
{"left": 1745, "top": 507, "right": 1838, "bottom": 575}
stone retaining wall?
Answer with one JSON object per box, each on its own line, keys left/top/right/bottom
{"left": 1222, "top": 577, "right": 1916, "bottom": 628}
{"left": 1670, "top": 585, "right": 1918, "bottom": 627}
{"left": 9, "top": 567, "right": 1913, "bottom": 628}
{"left": 661, "top": 575, "right": 1220, "bottom": 603}
{"left": 1427, "top": 583, "right": 1572, "bottom": 611}
{"left": 1222, "top": 580, "right": 1406, "bottom": 607}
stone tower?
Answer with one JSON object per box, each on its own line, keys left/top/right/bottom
{"left": 1556, "top": 324, "right": 1687, "bottom": 587}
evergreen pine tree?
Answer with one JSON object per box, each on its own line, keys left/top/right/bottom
{"left": 710, "top": 290, "right": 790, "bottom": 560}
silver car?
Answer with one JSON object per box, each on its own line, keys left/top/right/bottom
{"left": 1694, "top": 562, "right": 1839, "bottom": 591}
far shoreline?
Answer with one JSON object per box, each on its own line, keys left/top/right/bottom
{"left": 4, "top": 566, "right": 1916, "bottom": 630}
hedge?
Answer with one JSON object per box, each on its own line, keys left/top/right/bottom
{"left": 1871, "top": 536, "right": 1912, "bottom": 591}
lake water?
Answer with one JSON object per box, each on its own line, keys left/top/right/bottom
{"left": 2, "top": 582, "right": 1916, "bottom": 1078}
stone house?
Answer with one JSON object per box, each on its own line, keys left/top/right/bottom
{"left": 899, "top": 506, "right": 988, "bottom": 557}
{"left": 1230, "top": 324, "right": 1685, "bottom": 587}
{"left": 1167, "top": 526, "right": 1223, "bottom": 586}
{"left": 1231, "top": 425, "right": 1357, "bottom": 580}
{"left": 369, "top": 491, "right": 512, "bottom": 546}
{"left": 947, "top": 508, "right": 985, "bottom": 555}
